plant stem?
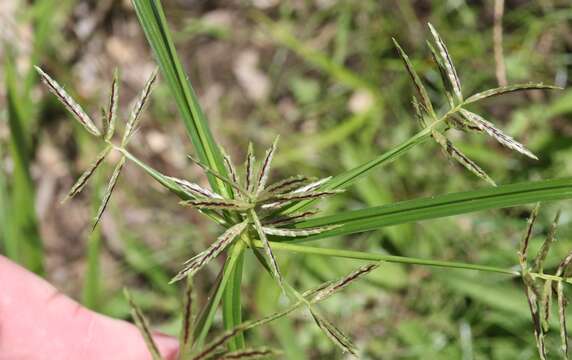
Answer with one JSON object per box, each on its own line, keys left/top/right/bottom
{"left": 253, "top": 241, "right": 572, "bottom": 285}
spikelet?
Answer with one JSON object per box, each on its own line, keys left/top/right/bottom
{"left": 93, "top": 156, "right": 126, "bottom": 231}
{"left": 35, "top": 66, "right": 101, "bottom": 136}
{"left": 170, "top": 221, "right": 248, "bottom": 283}
{"left": 62, "top": 145, "right": 112, "bottom": 203}
{"left": 255, "top": 136, "right": 279, "bottom": 196}
{"left": 262, "top": 224, "right": 341, "bottom": 238}
{"left": 104, "top": 69, "right": 119, "bottom": 141}
{"left": 428, "top": 23, "right": 463, "bottom": 102}
{"left": 124, "top": 289, "right": 163, "bottom": 360}
{"left": 122, "top": 69, "right": 158, "bottom": 146}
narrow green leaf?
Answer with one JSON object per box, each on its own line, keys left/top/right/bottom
{"left": 291, "top": 178, "right": 572, "bottom": 242}
{"left": 132, "top": 0, "right": 230, "bottom": 196}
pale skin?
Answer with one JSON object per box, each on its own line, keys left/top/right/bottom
{"left": 0, "top": 255, "right": 179, "bottom": 360}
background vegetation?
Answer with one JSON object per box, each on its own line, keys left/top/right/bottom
{"left": 1, "top": 0, "right": 572, "bottom": 358}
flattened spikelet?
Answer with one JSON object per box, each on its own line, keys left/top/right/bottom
{"left": 558, "top": 281, "right": 568, "bottom": 357}
{"left": 245, "top": 142, "right": 255, "bottom": 193}
{"left": 170, "top": 221, "right": 247, "bottom": 283}
{"left": 465, "top": 83, "right": 562, "bottom": 104}
{"left": 291, "top": 176, "right": 332, "bottom": 194}
{"left": 541, "top": 280, "right": 552, "bottom": 333}
{"left": 122, "top": 68, "right": 158, "bottom": 145}
{"left": 105, "top": 69, "right": 119, "bottom": 141}
{"left": 310, "top": 310, "right": 357, "bottom": 356}
{"left": 35, "top": 66, "right": 101, "bottom": 136}
{"left": 427, "top": 42, "right": 455, "bottom": 107}
{"left": 179, "top": 278, "right": 194, "bottom": 358}
{"left": 392, "top": 39, "right": 434, "bottom": 116}
{"left": 265, "top": 175, "right": 310, "bottom": 194}
{"left": 459, "top": 109, "right": 538, "bottom": 160}
{"left": 261, "top": 189, "right": 342, "bottom": 209}
{"left": 519, "top": 204, "right": 540, "bottom": 267}
{"left": 428, "top": 23, "right": 462, "bottom": 102}
{"left": 432, "top": 131, "right": 496, "bottom": 186}
{"left": 262, "top": 225, "right": 341, "bottom": 237}
{"left": 93, "top": 156, "right": 126, "bottom": 231}
{"left": 533, "top": 210, "right": 561, "bottom": 274}
{"left": 219, "top": 348, "right": 280, "bottom": 360}
{"left": 188, "top": 155, "right": 248, "bottom": 195}
{"left": 63, "top": 145, "right": 112, "bottom": 203}
{"left": 168, "top": 176, "right": 222, "bottom": 199}
{"left": 181, "top": 199, "right": 252, "bottom": 211}
{"left": 251, "top": 210, "right": 284, "bottom": 291}
{"left": 124, "top": 289, "right": 163, "bottom": 360}
{"left": 312, "top": 263, "right": 379, "bottom": 303}
{"left": 263, "top": 210, "right": 319, "bottom": 225}
{"left": 256, "top": 136, "right": 279, "bottom": 195}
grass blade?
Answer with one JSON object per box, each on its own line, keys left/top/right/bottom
{"left": 131, "top": 0, "right": 230, "bottom": 196}
{"left": 291, "top": 178, "right": 572, "bottom": 242}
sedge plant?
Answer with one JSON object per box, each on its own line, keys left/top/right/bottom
{"left": 35, "top": 1, "right": 572, "bottom": 357}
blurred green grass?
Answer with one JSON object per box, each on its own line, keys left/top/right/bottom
{"left": 1, "top": 0, "right": 572, "bottom": 358}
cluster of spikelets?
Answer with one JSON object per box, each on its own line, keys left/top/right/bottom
{"left": 35, "top": 66, "right": 369, "bottom": 356}
{"left": 518, "top": 205, "right": 572, "bottom": 360}
{"left": 36, "top": 23, "right": 562, "bottom": 358}
{"left": 126, "top": 263, "right": 378, "bottom": 359}
{"left": 394, "top": 24, "right": 558, "bottom": 186}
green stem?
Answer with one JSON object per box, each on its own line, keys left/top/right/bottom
{"left": 222, "top": 244, "right": 246, "bottom": 350}
{"left": 253, "top": 241, "right": 572, "bottom": 285}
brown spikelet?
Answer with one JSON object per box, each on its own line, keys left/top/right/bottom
{"left": 219, "top": 348, "right": 280, "bottom": 359}
{"left": 533, "top": 211, "right": 561, "bottom": 274}
{"left": 93, "top": 156, "right": 126, "bottom": 231}
{"left": 558, "top": 281, "right": 568, "bottom": 357}
{"left": 541, "top": 280, "right": 552, "bottom": 333}
{"left": 263, "top": 210, "right": 319, "bottom": 226}
{"left": 188, "top": 155, "right": 248, "bottom": 195}
{"left": 427, "top": 42, "right": 455, "bottom": 107}
{"left": 168, "top": 176, "right": 222, "bottom": 200}
{"left": 170, "top": 221, "right": 248, "bottom": 283}
{"left": 265, "top": 175, "right": 310, "bottom": 194}
{"left": 256, "top": 136, "right": 279, "bottom": 196}
{"left": 122, "top": 69, "right": 158, "bottom": 145}
{"left": 519, "top": 204, "right": 540, "bottom": 267}
{"left": 311, "top": 263, "right": 379, "bottom": 303}
{"left": 63, "top": 146, "right": 112, "bottom": 203}
{"left": 245, "top": 142, "right": 255, "bottom": 193}
{"left": 310, "top": 310, "right": 357, "bottom": 356}
{"left": 179, "top": 278, "right": 194, "bottom": 359}
{"left": 250, "top": 210, "right": 284, "bottom": 292}
{"left": 35, "top": 66, "right": 101, "bottom": 136}
{"left": 181, "top": 199, "right": 253, "bottom": 211}
{"left": 105, "top": 69, "right": 119, "bottom": 141}
{"left": 124, "top": 289, "right": 163, "bottom": 360}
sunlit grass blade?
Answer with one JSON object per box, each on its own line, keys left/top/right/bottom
{"left": 93, "top": 156, "right": 125, "bottom": 231}
{"left": 459, "top": 109, "right": 538, "bottom": 160}
{"left": 131, "top": 0, "right": 230, "bottom": 196}
{"left": 428, "top": 23, "right": 462, "bottom": 102}
{"left": 392, "top": 38, "right": 435, "bottom": 117}
{"left": 105, "top": 69, "right": 119, "bottom": 141}
{"left": 122, "top": 68, "right": 158, "bottom": 146}
{"left": 35, "top": 66, "right": 101, "bottom": 136}
{"left": 255, "top": 136, "right": 279, "bottom": 196}
{"left": 124, "top": 289, "right": 163, "bottom": 360}
{"left": 432, "top": 130, "right": 496, "bottom": 186}
{"left": 465, "top": 83, "right": 562, "bottom": 104}
{"left": 290, "top": 178, "right": 572, "bottom": 242}
{"left": 309, "top": 309, "right": 357, "bottom": 356}
{"left": 63, "top": 145, "right": 112, "bottom": 202}
{"left": 170, "top": 221, "right": 247, "bottom": 283}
